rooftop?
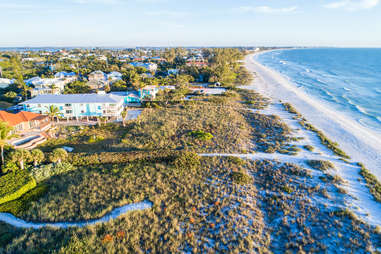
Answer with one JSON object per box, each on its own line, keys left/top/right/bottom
{"left": 21, "top": 94, "right": 124, "bottom": 104}
{"left": 0, "top": 111, "right": 46, "bottom": 126}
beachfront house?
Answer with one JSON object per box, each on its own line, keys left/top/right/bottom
{"left": 110, "top": 85, "right": 162, "bottom": 105}
{"left": 110, "top": 91, "right": 142, "bottom": 104}
{"left": 20, "top": 94, "right": 124, "bottom": 120}
{"left": 0, "top": 110, "right": 51, "bottom": 134}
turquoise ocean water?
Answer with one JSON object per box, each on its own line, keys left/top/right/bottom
{"left": 256, "top": 48, "right": 381, "bottom": 133}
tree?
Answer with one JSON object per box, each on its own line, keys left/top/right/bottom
{"left": 49, "top": 148, "right": 68, "bottom": 164}
{"left": 30, "top": 149, "right": 45, "bottom": 166}
{"left": 170, "top": 74, "right": 194, "bottom": 88}
{"left": 64, "top": 81, "right": 91, "bottom": 94}
{"left": 46, "top": 105, "right": 61, "bottom": 124}
{"left": 4, "top": 91, "right": 17, "bottom": 99}
{"left": 0, "top": 122, "right": 16, "bottom": 166}
{"left": 9, "top": 149, "right": 31, "bottom": 170}
{"left": 121, "top": 108, "right": 128, "bottom": 127}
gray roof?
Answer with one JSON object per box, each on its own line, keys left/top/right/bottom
{"left": 21, "top": 94, "right": 124, "bottom": 104}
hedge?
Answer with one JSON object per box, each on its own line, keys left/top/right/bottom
{"left": 0, "top": 171, "right": 37, "bottom": 205}
{"left": 67, "top": 151, "right": 179, "bottom": 166}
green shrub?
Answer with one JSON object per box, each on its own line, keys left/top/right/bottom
{"left": 30, "top": 162, "right": 76, "bottom": 183}
{"left": 359, "top": 166, "right": 381, "bottom": 202}
{"left": 307, "top": 160, "right": 335, "bottom": 171}
{"left": 88, "top": 135, "right": 105, "bottom": 144}
{"left": 173, "top": 151, "right": 201, "bottom": 173}
{"left": 231, "top": 170, "right": 251, "bottom": 184}
{"left": 188, "top": 130, "right": 214, "bottom": 141}
{"left": 227, "top": 156, "right": 246, "bottom": 166}
{"left": 283, "top": 103, "right": 300, "bottom": 116}
{"left": 282, "top": 185, "right": 294, "bottom": 194}
{"left": 0, "top": 184, "right": 48, "bottom": 216}
{"left": 0, "top": 170, "right": 36, "bottom": 205}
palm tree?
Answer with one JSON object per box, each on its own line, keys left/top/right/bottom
{"left": 9, "top": 149, "right": 31, "bottom": 170}
{"left": 121, "top": 108, "right": 128, "bottom": 127}
{"left": 0, "top": 122, "right": 16, "bottom": 166}
{"left": 99, "top": 116, "right": 108, "bottom": 126}
{"left": 46, "top": 105, "right": 61, "bottom": 125}
{"left": 30, "top": 149, "right": 45, "bottom": 167}
{"left": 49, "top": 148, "right": 68, "bottom": 165}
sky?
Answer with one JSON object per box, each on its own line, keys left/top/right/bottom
{"left": 1, "top": 0, "right": 381, "bottom": 47}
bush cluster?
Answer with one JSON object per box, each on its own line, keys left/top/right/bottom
{"left": 0, "top": 170, "right": 36, "bottom": 205}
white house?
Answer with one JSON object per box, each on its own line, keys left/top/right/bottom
{"left": 129, "top": 62, "right": 158, "bottom": 72}
{"left": 25, "top": 76, "right": 70, "bottom": 97}
{"left": 0, "top": 78, "right": 14, "bottom": 89}
{"left": 107, "top": 71, "right": 123, "bottom": 83}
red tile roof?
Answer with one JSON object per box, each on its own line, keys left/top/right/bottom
{"left": 0, "top": 111, "right": 46, "bottom": 126}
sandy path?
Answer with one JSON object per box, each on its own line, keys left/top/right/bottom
{"left": 0, "top": 201, "right": 152, "bottom": 229}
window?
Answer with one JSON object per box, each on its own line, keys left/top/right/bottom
{"left": 66, "top": 110, "right": 72, "bottom": 114}
{"left": 65, "top": 104, "right": 72, "bottom": 107}
{"left": 80, "top": 104, "right": 84, "bottom": 106}
{"left": 81, "top": 110, "right": 85, "bottom": 113}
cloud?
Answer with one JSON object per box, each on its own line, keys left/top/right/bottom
{"left": 236, "top": 5, "right": 298, "bottom": 14}
{"left": 324, "top": 0, "right": 379, "bottom": 10}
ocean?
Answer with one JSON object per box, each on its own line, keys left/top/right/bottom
{"left": 256, "top": 48, "right": 381, "bottom": 134}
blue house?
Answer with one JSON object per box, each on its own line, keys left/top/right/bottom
{"left": 20, "top": 94, "right": 124, "bottom": 119}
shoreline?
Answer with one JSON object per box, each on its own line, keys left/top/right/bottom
{"left": 245, "top": 52, "right": 381, "bottom": 181}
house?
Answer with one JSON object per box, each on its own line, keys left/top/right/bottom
{"left": 107, "top": 71, "right": 123, "bottom": 84}
{"left": 167, "top": 69, "right": 179, "bottom": 76}
{"left": 20, "top": 94, "right": 124, "bottom": 119}
{"left": 25, "top": 77, "right": 68, "bottom": 97}
{"left": 88, "top": 71, "right": 106, "bottom": 82}
{"left": 54, "top": 71, "right": 77, "bottom": 80}
{"left": 139, "top": 85, "right": 159, "bottom": 99}
{"left": 0, "top": 110, "right": 50, "bottom": 134}
{"left": 0, "top": 78, "right": 14, "bottom": 89}
{"left": 88, "top": 71, "right": 107, "bottom": 89}
{"left": 110, "top": 91, "right": 141, "bottom": 104}
{"left": 129, "top": 62, "right": 158, "bottom": 72}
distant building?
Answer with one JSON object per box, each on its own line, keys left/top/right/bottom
{"left": 88, "top": 71, "right": 107, "bottom": 89}
{"left": 107, "top": 71, "right": 123, "bottom": 83}
{"left": 21, "top": 94, "right": 124, "bottom": 119}
{"left": 25, "top": 77, "right": 68, "bottom": 97}
{"left": 88, "top": 71, "right": 106, "bottom": 83}
{"left": 0, "top": 78, "right": 14, "bottom": 89}
{"left": 129, "top": 62, "right": 158, "bottom": 72}
{"left": 54, "top": 71, "right": 77, "bottom": 80}
{"left": 139, "top": 85, "right": 159, "bottom": 99}
{"left": 167, "top": 69, "right": 179, "bottom": 76}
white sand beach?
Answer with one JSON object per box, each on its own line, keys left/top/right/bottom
{"left": 242, "top": 52, "right": 381, "bottom": 226}
{"left": 245, "top": 52, "right": 381, "bottom": 181}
